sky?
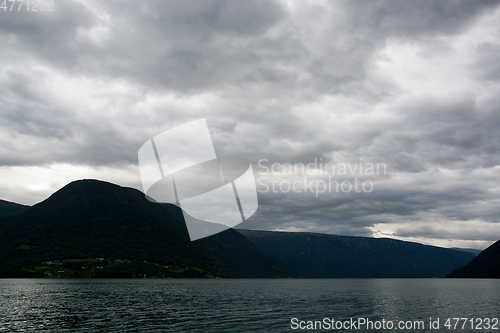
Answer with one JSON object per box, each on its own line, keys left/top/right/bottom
{"left": 1, "top": 0, "right": 500, "bottom": 249}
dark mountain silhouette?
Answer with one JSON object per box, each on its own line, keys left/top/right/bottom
{"left": 198, "top": 229, "right": 291, "bottom": 278}
{"left": 450, "top": 247, "right": 482, "bottom": 256}
{"left": 0, "top": 180, "right": 290, "bottom": 278}
{"left": 447, "top": 239, "right": 500, "bottom": 278}
{"left": 0, "top": 199, "right": 29, "bottom": 218}
{"left": 238, "top": 229, "right": 476, "bottom": 278}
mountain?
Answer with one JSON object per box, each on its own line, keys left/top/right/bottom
{"left": 447, "top": 240, "right": 500, "bottom": 278}
{"left": 0, "top": 200, "right": 29, "bottom": 218}
{"left": 450, "top": 247, "right": 482, "bottom": 256}
{"left": 0, "top": 179, "right": 481, "bottom": 279}
{"left": 0, "top": 180, "right": 291, "bottom": 278}
{"left": 198, "top": 229, "right": 291, "bottom": 278}
{"left": 238, "top": 229, "right": 476, "bottom": 278}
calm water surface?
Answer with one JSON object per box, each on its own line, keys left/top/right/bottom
{"left": 0, "top": 279, "right": 499, "bottom": 332}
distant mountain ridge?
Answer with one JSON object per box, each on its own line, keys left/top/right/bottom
{"left": 449, "top": 247, "right": 482, "bottom": 256}
{"left": 238, "top": 229, "right": 476, "bottom": 278}
{"left": 447, "top": 240, "right": 500, "bottom": 278}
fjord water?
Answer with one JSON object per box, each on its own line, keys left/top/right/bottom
{"left": 0, "top": 279, "right": 499, "bottom": 332}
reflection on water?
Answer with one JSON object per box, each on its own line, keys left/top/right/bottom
{"left": 0, "top": 279, "right": 499, "bottom": 332}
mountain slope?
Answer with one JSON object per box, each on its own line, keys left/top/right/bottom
{"left": 161, "top": 206, "right": 293, "bottom": 278}
{"left": 447, "top": 239, "right": 500, "bottom": 278}
{"left": 198, "top": 229, "right": 292, "bottom": 278}
{"left": 0, "top": 200, "right": 29, "bottom": 218}
{"left": 0, "top": 180, "right": 290, "bottom": 278}
{"left": 238, "top": 230, "right": 476, "bottom": 278}
{"left": 450, "top": 247, "right": 482, "bottom": 256}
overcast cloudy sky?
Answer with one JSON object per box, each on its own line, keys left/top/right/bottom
{"left": 1, "top": 0, "right": 500, "bottom": 249}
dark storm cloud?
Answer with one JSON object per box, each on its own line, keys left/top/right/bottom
{"left": 473, "top": 42, "right": 500, "bottom": 81}
{"left": 241, "top": 163, "right": 497, "bottom": 237}
{"left": 1, "top": 0, "right": 289, "bottom": 92}
{"left": 340, "top": 0, "right": 498, "bottom": 37}
{"left": 0, "top": 1, "right": 97, "bottom": 67}
{"left": 1, "top": 0, "right": 495, "bottom": 94}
